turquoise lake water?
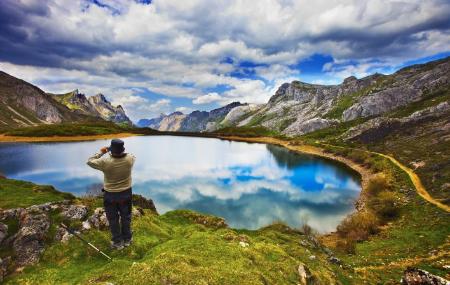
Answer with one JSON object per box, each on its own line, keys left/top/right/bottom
{"left": 0, "top": 135, "right": 360, "bottom": 232}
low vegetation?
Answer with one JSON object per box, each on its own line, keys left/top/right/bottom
{"left": 1, "top": 178, "right": 341, "bottom": 284}
{"left": 2, "top": 122, "right": 158, "bottom": 137}
{"left": 0, "top": 178, "right": 74, "bottom": 209}
{"left": 213, "top": 126, "right": 282, "bottom": 138}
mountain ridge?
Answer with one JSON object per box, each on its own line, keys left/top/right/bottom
{"left": 0, "top": 71, "right": 99, "bottom": 130}
{"left": 51, "top": 90, "right": 132, "bottom": 126}
{"left": 139, "top": 56, "right": 449, "bottom": 136}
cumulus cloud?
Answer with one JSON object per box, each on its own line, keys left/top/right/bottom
{"left": 0, "top": 0, "right": 449, "bottom": 120}
{"left": 193, "top": 93, "right": 223, "bottom": 105}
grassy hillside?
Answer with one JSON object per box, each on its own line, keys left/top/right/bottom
{"left": 1, "top": 122, "right": 158, "bottom": 137}
{"left": 1, "top": 178, "right": 341, "bottom": 284}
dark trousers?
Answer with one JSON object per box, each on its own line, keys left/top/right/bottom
{"left": 103, "top": 188, "right": 132, "bottom": 243}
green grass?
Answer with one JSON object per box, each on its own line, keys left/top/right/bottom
{"left": 246, "top": 112, "right": 278, "bottom": 127}
{"left": 324, "top": 76, "right": 392, "bottom": 120}
{"left": 3, "top": 122, "right": 131, "bottom": 137}
{"left": 2, "top": 122, "right": 159, "bottom": 137}
{"left": 213, "top": 126, "right": 282, "bottom": 138}
{"left": 0, "top": 178, "right": 74, "bottom": 209}
{"left": 3, "top": 189, "right": 340, "bottom": 284}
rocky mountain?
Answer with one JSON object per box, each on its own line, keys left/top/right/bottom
{"left": 140, "top": 102, "right": 245, "bottom": 132}
{"left": 0, "top": 71, "right": 96, "bottom": 130}
{"left": 52, "top": 91, "right": 132, "bottom": 126}
{"left": 226, "top": 56, "right": 450, "bottom": 136}
{"left": 139, "top": 57, "right": 449, "bottom": 136}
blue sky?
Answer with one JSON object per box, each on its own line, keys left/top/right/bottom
{"left": 0, "top": 0, "right": 449, "bottom": 122}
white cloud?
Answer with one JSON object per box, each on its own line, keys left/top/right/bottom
{"left": 1, "top": 0, "right": 449, "bottom": 119}
{"left": 193, "top": 92, "right": 223, "bottom": 105}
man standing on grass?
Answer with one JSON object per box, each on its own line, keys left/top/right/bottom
{"left": 87, "top": 139, "right": 136, "bottom": 250}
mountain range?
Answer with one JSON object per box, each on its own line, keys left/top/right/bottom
{"left": 0, "top": 71, "right": 132, "bottom": 130}
{"left": 1, "top": 56, "right": 448, "bottom": 135}
{"left": 140, "top": 56, "right": 449, "bottom": 137}
{"left": 137, "top": 102, "right": 246, "bottom": 132}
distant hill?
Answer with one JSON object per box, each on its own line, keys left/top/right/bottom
{"left": 0, "top": 71, "right": 99, "bottom": 130}
{"left": 139, "top": 102, "right": 246, "bottom": 132}
{"left": 51, "top": 90, "right": 132, "bottom": 126}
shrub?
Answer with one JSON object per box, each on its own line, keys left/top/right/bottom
{"left": 336, "top": 211, "right": 379, "bottom": 242}
{"left": 366, "top": 173, "right": 391, "bottom": 196}
{"left": 348, "top": 150, "right": 369, "bottom": 164}
{"left": 368, "top": 191, "right": 399, "bottom": 221}
{"left": 336, "top": 238, "right": 356, "bottom": 254}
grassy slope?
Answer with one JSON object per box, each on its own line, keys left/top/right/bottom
{"left": 0, "top": 178, "right": 74, "bottom": 209}
{"left": 210, "top": 88, "right": 450, "bottom": 282}
{"left": 2, "top": 122, "right": 159, "bottom": 137}
{"left": 2, "top": 179, "right": 341, "bottom": 285}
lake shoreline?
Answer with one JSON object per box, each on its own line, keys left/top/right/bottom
{"left": 0, "top": 132, "right": 372, "bottom": 229}
{"left": 0, "top": 133, "right": 140, "bottom": 143}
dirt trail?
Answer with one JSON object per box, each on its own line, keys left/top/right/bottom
{"left": 374, "top": 151, "right": 450, "bottom": 212}
{"left": 318, "top": 142, "right": 450, "bottom": 213}
{"left": 219, "top": 136, "right": 449, "bottom": 213}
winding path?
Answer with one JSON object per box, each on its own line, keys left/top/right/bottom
{"left": 219, "top": 136, "right": 450, "bottom": 213}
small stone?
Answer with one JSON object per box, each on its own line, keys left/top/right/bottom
{"left": 309, "top": 255, "right": 316, "bottom": 260}
{"left": 132, "top": 207, "right": 144, "bottom": 217}
{"left": 239, "top": 241, "right": 249, "bottom": 248}
{"left": 328, "top": 256, "right": 342, "bottom": 265}
{"left": 54, "top": 226, "right": 72, "bottom": 243}
{"left": 0, "top": 223, "right": 8, "bottom": 244}
{"left": 81, "top": 220, "right": 92, "bottom": 231}
{"left": 297, "top": 263, "right": 317, "bottom": 285}
{"left": 87, "top": 208, "right": 109, "bottom": 229}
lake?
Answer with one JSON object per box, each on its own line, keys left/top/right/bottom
{"left": 0, "top": 135, "right": 360, "bottom": 232}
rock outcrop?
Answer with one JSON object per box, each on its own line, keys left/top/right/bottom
{"left": 0, "top": 194, "right": 157, "bottom": 279}
{"left": 51, "top": 90, "right": 133, "bottom": 126}
{"left": 344, "top": 101, "right": 450, "bottom": 143}
{"left": 88, "top": 94, "right": 132, "bottom": 125}
{"left": 401, "top": 268, "right": 450, "bottom": 285}
{"left": 221, "top": 57, "right": 450, "bottom": 136}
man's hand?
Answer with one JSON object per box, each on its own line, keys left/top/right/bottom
{"left": 100, "top": 147, "right": 109, "bottom": 154}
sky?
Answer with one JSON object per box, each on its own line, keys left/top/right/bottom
{"left": 1, "top": 0, "right": 449, "bottom": 122}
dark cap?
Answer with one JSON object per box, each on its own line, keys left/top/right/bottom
{"left": 109, "top": 139, "right": 125, "bottom": 155}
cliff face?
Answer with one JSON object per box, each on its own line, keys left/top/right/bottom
{"left": 52, "top": 91, "right": 133, "bottom": 126}
{"left": 87, "top": 94, "right": 132, "bottom": 126}
{"left": 228, "top": 56, "right": 450, "bottom": 136}
{"left": 0, "top": 71, "right": 92, "bottom": 129}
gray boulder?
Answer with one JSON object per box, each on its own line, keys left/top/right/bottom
{"left": 13, "top": 210, "right": 50, "bottom": 267}
{"left": 401, "top": 268, "right": 450, "bottom": 285}
{"left": 60, "top": 204, "right": 88, "bottom": 221}
{"left": 87, "top": 208, "right": 109, "bottom": 230}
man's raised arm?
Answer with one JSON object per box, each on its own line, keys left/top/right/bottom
{"left": 87, "top": 147, "right": 108, "bottom": 171}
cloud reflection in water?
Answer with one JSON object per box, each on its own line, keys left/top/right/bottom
{"left": 0, "top": 136, "right": 360, "bottom": 232}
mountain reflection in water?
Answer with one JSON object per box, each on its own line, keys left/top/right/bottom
{"left": 0, "top": 136, "right": 360, "bottom": 232}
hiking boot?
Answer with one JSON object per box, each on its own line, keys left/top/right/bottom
{"left": 110, "top": 241, "right": 124, "bottom": 250}
{"left": 123, "top": 238, "right": 133, "bottom": 247}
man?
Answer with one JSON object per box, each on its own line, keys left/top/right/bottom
{"left": 87, "top": 139, "right": 136, "bottom": 250}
